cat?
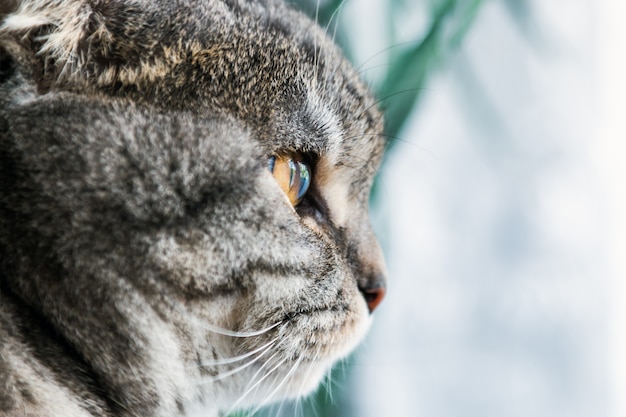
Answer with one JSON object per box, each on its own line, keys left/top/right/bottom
{"left": 0, "top": 0, "right": 387, "bottom": 416}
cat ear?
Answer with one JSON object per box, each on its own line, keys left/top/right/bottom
{"left": 0, "top": 0, "right": 108, "bottom": 89}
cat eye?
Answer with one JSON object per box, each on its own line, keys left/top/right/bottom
{"left": 268, "top": 155, "right": 311, "bottom": 206}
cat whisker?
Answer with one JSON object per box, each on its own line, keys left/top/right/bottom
{"left": 299, "top": 357, "right": 319, "bottom": 403}
{"left": 321, "top": 0, "right": 348, "bottom": 46}
{"left": 227, "top": 330, "right": 291, "bottom": 411}
{"left": 338, "top": 161, "right": 373, "bottom": 180}
{"left": 354, "top": 38, "right": 428, "bottom": 74}
{"left": 193, "top": 326, "right": 288, "bottom": 386}
{"left": 323, "top": 362, "right": 335, "bottom": 405}
{"left": 249, "top": 354, "right": 304, "bottom": 416}
{"left": 343, "top": 152, "right": 382, "bottom": 175}
{"left": 226, "top": 355, "right": 290, "bottom": 415}
{"left": 245, "top": 364, "right": 285, "bottom": 416}
{"left": 272, "top": 388, "right": 289, "bottom": 417}
{"left": 294, "top": 395, "right": 302, "bottom": 417}
{"left": 330, "top": 0, "right": 348, "bottom": 47}
{"left": 356, "top": 62, "right": 396, "bottom": 77}
{"left": 242, "top": 348, "right": 282, "bottom": 390}
{"left": 190, "top": 317, "right": 283, "bottom": 338}
{"left": 340, "top": 132, "right": 440, "bottom": 166}
{"left": 168, "top": 302, "right": 284, "bottom": 338}
{"left": 313, "top": 0, "right": 321, "bottom": 92}
{"left": 244, "top": 324, "right": 292, "bottom": 379}
{"left": 233, "top": 336, "right": 288, "bottom": 399}
{"left": 314, "top": 0, "right": 320, "bottom": 30}
{"left": 354, "top": 87, "right": 428, "bottom": 122}
{"left": 294, "top": 347, "right": 321, "bottom": 417}
{"left": 194, "top": 340, "right": 276, "bottom": 384}
{"left": 189, "top": 336, "right": 279, "bottom": 369}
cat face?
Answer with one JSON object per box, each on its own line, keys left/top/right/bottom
{"left": 0, "top": 0, "right": 386, "bottom": 414}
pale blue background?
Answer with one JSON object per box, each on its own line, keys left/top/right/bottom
{"left": 340, "top": 1, "right": 625, "bottom": 416}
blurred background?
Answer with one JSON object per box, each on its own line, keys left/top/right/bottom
{"left": 235, "top": 0, "right": 626, "bottom": 416}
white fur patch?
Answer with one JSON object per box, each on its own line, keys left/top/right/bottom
{"left": 3, "top": 14, "right": 50, "bottom": 30}
{"left": 320, "top": 170, "right": 351, "bottom": 226}
{"left": 305, "top": 88, "right": 344, "bottom": 163}
{"left": 304, "top": 89, "right": 353, "bottom": 226}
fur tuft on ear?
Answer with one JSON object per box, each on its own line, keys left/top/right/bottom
{"left": 0, "top": 0, "right": 95, "bottom": 75}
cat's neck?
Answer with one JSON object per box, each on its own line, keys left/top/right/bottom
{"left": 0, "top": 279, "right": 213, "bottom": 417}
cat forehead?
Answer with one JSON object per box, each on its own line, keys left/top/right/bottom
{"left": 302, "top": 87, "right": 383, "bottom": 171}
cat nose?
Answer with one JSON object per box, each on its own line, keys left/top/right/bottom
{"left": 358, "top": 273, "right": 386, "bottom": 314}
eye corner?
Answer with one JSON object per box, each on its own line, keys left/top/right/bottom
{"left": 294, "top": 186, "right": 329, "bottom": 225}
{"left": 300, "top": 150, "right": 319, "bottom": 168}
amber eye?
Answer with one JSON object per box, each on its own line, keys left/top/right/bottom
{"left": 268, "top": 155, "right": 311, "bottom": 206}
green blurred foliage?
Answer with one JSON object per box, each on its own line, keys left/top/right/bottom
{"left": 379, "top": 0, "right": 483, "bottom": 140}
{"left": 289, "top": 0, "right": 484, "bottom": 141}
{"left": 226, "top": 1, "right": 484, "bottom": 416}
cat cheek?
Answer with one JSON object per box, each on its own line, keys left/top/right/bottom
{"left": 310, "top": 160, "right": 351, "bottom": 227}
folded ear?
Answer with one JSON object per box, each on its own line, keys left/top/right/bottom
{"left": 0, "top": 29, "right": 37, "bottom": 107}
{"left": 0, "top": 0, "right": 109, "bottom": 93}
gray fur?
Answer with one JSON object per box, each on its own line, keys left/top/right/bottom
{"left": 0, "top": 0, "right": 387, "bottom": 416}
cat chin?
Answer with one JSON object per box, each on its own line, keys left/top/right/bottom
{"left": 282, "top": 293, "right": 373, "bottom": 365}
{"left": 222, "top": 358, "right": 333, "bottom": 412}
{"left": 279, "top": 305, "right": 373, "bottom": 395}
{"left": 270, "top": 359, "right": 334, "bottom": 400}
{"left": 212, "top": 307, "right": 372, "bottom": 412}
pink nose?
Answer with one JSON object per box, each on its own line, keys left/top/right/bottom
{"left": 360, "top": 285, "right": 386, "bottom": 314}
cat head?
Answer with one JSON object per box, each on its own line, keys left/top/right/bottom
{"left": 0, "top": 0, "right": 386, "bottom": 413}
